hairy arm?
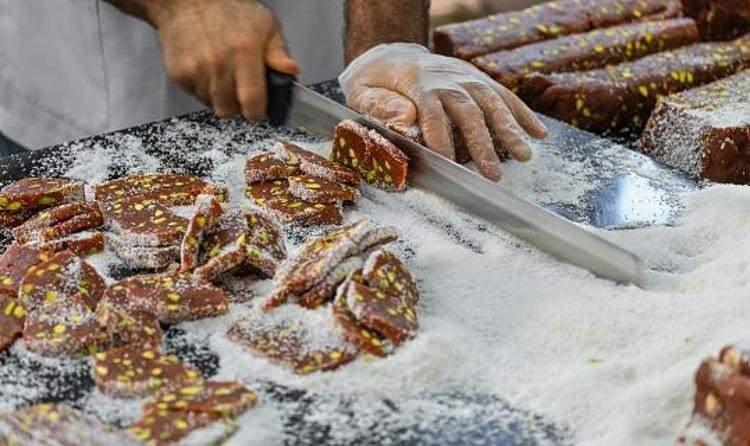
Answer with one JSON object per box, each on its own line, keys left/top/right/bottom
{"left": 345, "top": 0, "right": 431, "bottom": 63}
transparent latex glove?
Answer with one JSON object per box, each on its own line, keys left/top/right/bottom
{"left": 339, "top": 43, "right": 548, "bottom": 181}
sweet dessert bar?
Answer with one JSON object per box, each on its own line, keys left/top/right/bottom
{"left": 683, "top": 0, "right": 750, "bottom": 40}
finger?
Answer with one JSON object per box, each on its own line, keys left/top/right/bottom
{"left": 166, "top": 54, "right": 211, "bottom": 106}
{"left": 468, "top": 84, "right": 534, "bottom": 162}
{"left": 235, "top": 40, "right": 267, "bottom": 120}
{"left": 209, "top": 56, "right": 241, "bottom": 118}
{"left": 416, "top": 93, "right": 455, "bottom": 161}
{"left": 440, "top": 91, "right": 501, "bottom": 181}
{"left": 265, "top": 27, "right": 300, "bottom": 75}
{"left": 348, "top": 87, "right": 417, "bottom": 128}
{"left": 492, "top": 83, "right": 548, "bottom": 139}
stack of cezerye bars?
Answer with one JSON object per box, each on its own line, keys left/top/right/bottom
{"left": 0, "top": 120, "right": 420, "bottom": 445}
{"left": 433, "top": 0, "right": 750, "bottom": 185}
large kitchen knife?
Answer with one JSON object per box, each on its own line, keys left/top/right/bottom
{"left": 268, "top": 73, "right": 642, "bottom": 285}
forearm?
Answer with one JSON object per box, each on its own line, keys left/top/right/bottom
{"left": 345, "top": 0, "right": 431, "bottom": 63}
{"left": 102, "top": 0, "right": 160, "bottom": 25}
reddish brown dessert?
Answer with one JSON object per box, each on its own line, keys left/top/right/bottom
{"left": 640, "top": 70, "right": 750, "bottom": 184}
{"left": 94, "top": 297, "right": 163, "bottom": 349}
{"left": 12, "top": 202, "right": 103, "bottom": 244}
{"left": 0, "top": 295, "right": 24, "bottom": 352}
{"left": 274, "top": 140, "right": 360, "bottom": 186}
{"left": 332, "top": 120, "right": 409, "bottom": 191}
{"left": 683, "top": 0, "right": 750, "bottom": 40}
{"left": 92, "top": 344, "right": 202, "bottom": 397}
{"left": 23, "top": 297, "right": 109, "bottom": 357}
{"left": 525, "top": 36, "right": 750, "bottom": 133}
{"left": 0, "top": 244, "right": 51, "bottom": 299}
{"left": 180, "top": 194, "right": 224, "bottom": 272}
{"left": 93, "top": 173, "right": 223, "bottom": 206}
{"left": 244, "top": 152, "right": 300, "bottom": 183}
{"left": 32, "top": 231, "right": 106, "bottom": 257}
{"left": 331, "top": 273, "right": 391, "bottom": 358}
{"left": 102, "top": 196, "right": 188, "bottom": 247}
{"left": 432, "top": 0, "right": 682, "bottom": 60}
{"left": 298, "top": 257, "right": 364, "bottom": 309}
{"left": 287, "top": 175, "right": 359, "bottom": 204}
{"left": 472, "top": 18, "right": 700, "bottom": 90}
{"left": 0, "top": 177, "right": 85, "bottom": 213}
{"left": 247, "top": 180, "right": 343, "bottom": 226}
{"left": 142, "top": 381, "right": 257, "bottom": 418}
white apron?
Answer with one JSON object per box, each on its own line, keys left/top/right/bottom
{"left": 0, "top": 0, "right": 344, "bottom": 150}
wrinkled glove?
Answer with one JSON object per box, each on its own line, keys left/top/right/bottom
{"left": 339, "top": 43, "right": 548, "bottom": 181}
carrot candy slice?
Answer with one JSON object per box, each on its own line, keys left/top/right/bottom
{"left": 102, "top": 197, "right": 188, "bottom": 247}
{"left": 287, "top": 174, "right": 360, "bottom": 204}
{"left": 0, "top": 178, "right": 85, "bottom": 212}
{"left": 247, "top": 180, "right": 343, "bottom": 227}
{"left": 93, "top": 296, "right": 163, "bottom": 349}
{"left": 92, "top": 344, "right": 202, "bottom": 397}
{"left": 93, "top": 173, "right": 224, "bottom": 206}
{"left": 143, "top": 381, "right": 257, "bottom": 418}
{"left": 331, "top": 273, "right": 391, "bottom": 358}
{"left": 244, "top": 152, "right": 300, "bottom": 183}
{"left": 346, "top": 281, "right": 418, "bottom": 347}
{"left": 0, "top": 243, "right": 52, "bottom": 299}
{"left": 0, "top": 295, "right": 25, "bottom": 353}
{"left": 12, "top": 202, "right": 103, "bottom": 244}
{"left": 274, "top": 140, "right": 361, "bottom": 186}
{"left": 180, "top": 194, "right": 224, "bottom": 272}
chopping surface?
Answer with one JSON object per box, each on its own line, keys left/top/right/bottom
{"left": 0, "top": 83, "right": 697, "bottom": 445}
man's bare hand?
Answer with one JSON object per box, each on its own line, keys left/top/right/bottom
{"left": 148, "top": 0, "right": 299, "bottom": 119}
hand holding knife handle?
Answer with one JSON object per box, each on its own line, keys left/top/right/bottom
{"left": 266, "top": 68, "right": 296, "bottom": 126}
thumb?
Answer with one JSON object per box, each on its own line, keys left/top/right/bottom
{"left": 347, "top": 87, "right": 418, "bottom": 128}
{"left": 265, "top": 27, "right": 300, "bottom": 75}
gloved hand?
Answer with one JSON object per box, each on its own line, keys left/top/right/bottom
{"left": 339, "top": 43, "right": 548, "bottom": 181}
{"left": 149, "top": 0, "right": 299, "bottom": 119}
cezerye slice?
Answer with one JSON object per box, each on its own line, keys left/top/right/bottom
{"left": 0, "top": 178, "right": 85, "bottom": 212}
{"left": 0, "top": 244, "right": 52, "bottom": 299}
{"left": 247, "top": 180, "right": 343, "bottom": 227}
{"left": 274, "top": 140, "right": 361, "bottom": 186}
{"left": 93, "top": 173, "right": 224, "bottom": 205}
{"left": 102, "top": 197, "right": 188, "bottom": 247}
{"left": 0, "top": 295, "right": 25, "bottom": 353}
{"left": 12, "top": 202, "right": 103, "bottom": 244}
{"left": 332, "top": 120, "right": 409, "bottom": 191}
{"left": 245, "top": 152, "right": 300, "bottom": 183}
{"left": 180, "top": 194, "right": 224, "bottom": 272}
{"left": 287, "top": 175, "right": 359, "bottom": 204}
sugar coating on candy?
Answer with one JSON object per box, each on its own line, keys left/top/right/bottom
{"left": 472, "top": 18, "right": 700, "bottom": 90}
{"left": 363, "top": 250, "right": 420, "bottom": 307}
{"left": 18, "top": 250, "right": 105, "bottom": 313}
{"left": 193, "top": 248, "right": 246, "bottom": 282}
{"left": 22, "top": 297, "right": 109, "bottom": 357}
{"left": 102, "top": 197, "right": 188, "bottom": 247}
{"left": 346, "top": 281, "right": 417, "bottom": 347}
{"left": 524, "top": 35, "right": 750, "bottom": 133}
{"left": 94, "top": 297, "right": 163, "bottom": 350}
{"left": 107, "top": 233, "right": 179, "bottom": 270}
{"left": 92, "top": 344, "right": 203, "bottom": 398}
{"left": 227, "top": 306, "right": 357, "bottom": 374}
{"left": 32, "top": 231, "right": 106, "bottom": 257}
{"left": 640, "top": 70, "right": 750, "bottom": 184}
{"left": 247, "top": 180, "right": 343, "bottom": 227}
{"left": 143, "top": 381, "right": 257, "bottom": 418}
{"left": 244, "top": 209, "right": 286, "bottom": 268}
{"left": 12, "top": 202, "right": 103, "bottom": 244}
{"left": 113, "top": 272, "right": 228, "bottom": 324}
{"left": 0, "top": 208, "right": 36, "bottom": 229}
{"left": 287, "top": 174, "right": 360, "bottom": 204}
{"left": 0, "top": 243, "right": 51, "bottom": 299}
{"left": 0, "top": 403, "right": 141, "bottom": 446}
{"left": 298, "top": 256, "right": 364, "bottom": 309}
{"left": 180, "top": 194, "right": 224, "bottom": 272}
{"left": 432, "top": 0, "right": 682, "bottom": 60}
{"left": 0, "top": 295, "right": 25, "bottom": 353}
{"left": 274, "top": 140, "right": 360, "bottom": 186}
{"left": 244, "top": 152, "right": 300, "bottom": 183}
{"left": 0, "top": 177, "right": 85, "bottom": 212}
{"left": 264, "top": 220, "right": 376, "bottom": 310}
{"left": 332, "top": 120, "right": 409, "bottom": 191}
{"left": 93, "top": 173, "right": 224, "bottom": 206}
{"left": 331, "top": 273, "right": 391, "bottom": 357}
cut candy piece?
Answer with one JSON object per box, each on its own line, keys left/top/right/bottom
{"left": 247, "top": 180, "right": 343, "bottom": 227}
{"left": 0, "top": 243, "right": 52, "bottom": 299}
{"left": 18, "top": 250, "right": 105, "bottom": 313}
{"left": 0, "top": 403, "right": 141, "bottom": 446}
{"left": 640, "top": 70, "right": 750, "bottom": 184}
{"left": 22, "top": 297, "right": 109, "bottom": 357}
{"left": 244, "top": 209, "right": 286, "bottom": 266}
{"left": 108, "top": 234, "right": 179, "bottom": 270}
{"left": 472, "top": 18, "right": 700, "bottom": 90}
{"left": 94, "top": 297, "right": 163, "bottom": 349}
{"left": 363, "top": 250, "right": 420, "bottom": 307}
{"left": 332, "top": 120, "right": 409, "bottom": 191}
{"left": 432, "top": 0, "right": 682, "bottom": 60}
{"left": 193, "top": 249, "right": 247, "bottom": 282}
{"left": 0, "top": 209, "right": 36, "bottom": 229}
{"left": 180, "top": 194, "right": 224, "bottom": 272}
{"left": 0, "top": 295, "right": 25, "bottom": 353}
{"left": 287, "top": 174, "right": 360, "bottom": 204}
{"left": 264, "top": 220, "right": 376, "bottom": 310}
{"left": 684, "top": 0, "right": 750, "bottom": 40}
{"left": 32, "top": 231, "right": 106, "bottom": 257}
{"left": 331, "top": 273, "right": 390, "bottom": 357}
{"left": 244, "top": 152, "right": 300, "bottom": 183}
{"left": 102, "top": 196, "right": 188, "bottom": 247}
{"left": 298, "top": 256, "right": 364, "bottom": 309}
{"left": 126, "top": 409, "right": 234, "bottom": 446}
{"left": 274, "top": 140, "right": 360, "bottom": 186}
{"left": 346, "top": 281, "right": 417, "bottom": 347}
{"left": 93, "top": 173, "right": 224, "bottom": 206}
{"left": 0, "top": 177, "right": 84, "bottom": 212}
{"left": 12, "top": 202, "right": 103, "bottom": 244}
{"left": 114, "top": 272, "right": 229, "bottom": 324}
{"left": 524, "top": 35, "right": 750, "bottom": 133}
{"left": 92, "top": 344, "right": 202, "bottom": 398}
{"left": 227, "top": 307, "right": 357, "bottom": 374}
{"left": 143, "top": 381, "right": 258, "bottom": 418}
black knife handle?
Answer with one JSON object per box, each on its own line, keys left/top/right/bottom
{"left": 266, "top": 68, "right": 296, "bottom": 126}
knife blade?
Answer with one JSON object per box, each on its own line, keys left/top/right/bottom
{"left": 284, "top": 82, "right": 642, "bottom": 285}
